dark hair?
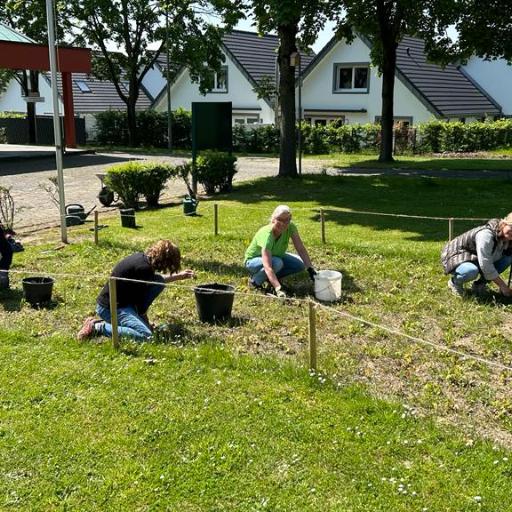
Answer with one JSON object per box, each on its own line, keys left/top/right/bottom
{"left": 145, "top": 240, "right": 181, "bottom": 273}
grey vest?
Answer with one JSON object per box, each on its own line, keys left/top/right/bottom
{"left": 441, "top": 219, "right": 501, "bottom": 274}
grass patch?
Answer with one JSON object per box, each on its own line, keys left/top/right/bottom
{"left": 2, "top": 173, "right": 512, "bottom": 508}
{"left": 305, "top": 150, "right": 512, "bottom": 171}
{"left": 1, "top": 331, "right": 511, "bottom": 510}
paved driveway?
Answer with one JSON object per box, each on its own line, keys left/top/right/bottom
{"left": 0, "top": 152, "right": 331, "bottom": 232}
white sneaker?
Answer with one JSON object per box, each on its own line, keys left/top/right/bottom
{"left": 448, "top": 277, "right": 464, "bottom": 297}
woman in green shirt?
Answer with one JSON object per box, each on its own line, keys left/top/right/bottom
{"left": 245, "top": 205, "right": 316, "bottom": 297}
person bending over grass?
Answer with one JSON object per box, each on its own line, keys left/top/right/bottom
{"left": 0, "top": 225, "right": 13, "bottom": 290}
{"left": 77, "top": 240, "right": 194, "bottom": 341}
{"left": 442, "top": 213, "right": 512, "bottom": 298}
{"left": 244, "top": 205, "right": 316, "bottom": 297}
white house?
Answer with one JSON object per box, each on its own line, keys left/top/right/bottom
{"left": 153, "top": 30, "right": 315, "bottom": 125}
{"left": 462, "top": 57, "right": 512, "bottom": 116}
{"left": 0, "top": 23, "right": 153, "bottom": 141}
{"left": 300, "top": 34, "right": 502, "bottom": 126}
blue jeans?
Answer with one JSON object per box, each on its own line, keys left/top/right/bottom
{"left": 245, "top": 253, "right": 305, "bottom": 286}
{"left": 95, "top": 275, "right": 165, "bottom": 341}
{"left": 452, "top": 255, "right": 512, "bottom": 285}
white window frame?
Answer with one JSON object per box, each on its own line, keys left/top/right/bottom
{"left": 232, "top": 114, "right": 260, "bottom": 125}
{"left": 333, "top": 63, "right": 370, "bottom": 94}
{"left": 210, "top": 66, "right": 228, "bottom": 93}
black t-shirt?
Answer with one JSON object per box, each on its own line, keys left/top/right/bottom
{"left": 97, "top": 252, "right": 158, "bottom": 311}
{"left": 0, "top": 227, "right": 13, "bottom": 270}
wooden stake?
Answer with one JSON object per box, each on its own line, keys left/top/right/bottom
{"left": 109, "top": 277, "right": 120, "bottom": 350}
{"left": 448, "top": 217, "right": 454, "bottom": 241}
{"left": 94, "top": 211, "right": 99, "bottom": 245}
{"left": 214, "top": 203, "right": 219, "bottom": 236}
{"left": 309, "top": 301, "right": 317, "bottom": 371}
{"left": 320, "top": 208, "right": 326, "bottom": 244}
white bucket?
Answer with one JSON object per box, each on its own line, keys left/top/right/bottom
{"left": 314, "top": 270, "right": 342, "bottom": 302}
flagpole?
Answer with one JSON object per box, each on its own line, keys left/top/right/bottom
{"left": 46, "top": 0, "right": 68, "bottom": 243}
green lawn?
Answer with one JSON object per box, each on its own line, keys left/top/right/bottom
{"left": 2, "top": 174, "right": 512, "bottom": 509}
{"left": 305, "top": 150, "right": 512, "bottom": 171}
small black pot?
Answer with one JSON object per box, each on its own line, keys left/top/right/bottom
{"left": 22, "top": 277, "right": 54, "bottom": 305}
{"left": 120, "top": 208, "right": 136, "bottom": 228}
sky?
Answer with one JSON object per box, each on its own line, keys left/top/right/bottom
{"left": 234, "top": 17, "right": 337, "bottom": 54}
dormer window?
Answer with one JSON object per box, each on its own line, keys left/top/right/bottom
{"left": 76, "top": 80, "right": 91, "bottom": 93}
{"left": 333, "top": 64, "right": 369, "bottom": 93}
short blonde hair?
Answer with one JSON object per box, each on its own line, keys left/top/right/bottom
{"left": 270, "top": 205, "right": 292, "bottom": 222}
{"left": 145, "top": 240, "right": 181, "bottom": 273}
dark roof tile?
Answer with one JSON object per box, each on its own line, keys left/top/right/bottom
{"left": 47, "top": 73, "right": 152, "bottom": 113}
{"left": 222, "top": 30, "right": 315, "bottom": 85}
{"left": 396, "top": 36, "right": 500, "bottom": 116}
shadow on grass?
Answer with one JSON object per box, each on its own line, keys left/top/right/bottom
{"left": 0, "top": 288, "right": 24, "bottom": 311}
{"left": 0, "top": 153, "right": 139, "bottom": 176}
{"left": 340, "top": 157, "right": 512, "bottom": 173}
{"left": 230, "top": 175, "right": 512, "bottom": 242}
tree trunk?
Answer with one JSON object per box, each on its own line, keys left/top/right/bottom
{"left": 278, "top": 24, "right": 298, "bottom": 177}
{"left": 379, "top": 39, "right": 397, "bottom": 162}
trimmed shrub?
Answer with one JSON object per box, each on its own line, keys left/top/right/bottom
{"left": 104, "top": 162, "right": 145, "bottom": 209}
{"left": 105, "top": 161, "right": 175, "bottom": 208}
{"left": 0, "top": 127, "right": 6, "bottom": 144}
{"left": 139, "top": 163, "right": 176, "bottom": 207}
{"left": 194, "top": 151, "right": 237, "bottom": 194}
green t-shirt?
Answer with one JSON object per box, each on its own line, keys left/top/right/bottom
{"left": 244, "top": 222, "right": 298, "bottom": 261}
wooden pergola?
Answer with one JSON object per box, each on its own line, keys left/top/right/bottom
{"left": 0, "top": 40, "right": 91, "bottom": 148}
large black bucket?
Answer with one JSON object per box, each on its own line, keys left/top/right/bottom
{"left": 22, "top": 276, "right": 54, "bottom": 305}
{"left": 194, "top": 283, "right": 235, "bottom": 323}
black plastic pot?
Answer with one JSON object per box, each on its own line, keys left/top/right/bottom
{"left": 120, "top": 208, "right": 136, "bottom": 228}
{"left": 22, "top": 277, "right": 54, "bottom": 305}
{"left": 183, "top": 196, "right": 198, "bottom": 216}
{"left": 194, "top": 283, "right": 235, "bottom": 323}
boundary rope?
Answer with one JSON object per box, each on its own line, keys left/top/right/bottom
{"left": 2, "top": 268, "right": 511, "bottom": 373}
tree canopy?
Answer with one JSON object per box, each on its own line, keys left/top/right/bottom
{"left": 66, "top": 0, "right": 242, "bottom": 145}
{"left": 250, "top": 0, "right": 328, "bottom": 176}
{"left": 330, "top": 0, "right": 455, "bottom": 161}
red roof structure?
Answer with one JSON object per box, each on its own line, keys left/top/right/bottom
{"left": 0, "top": 39, "right": 92, "bottom": 147}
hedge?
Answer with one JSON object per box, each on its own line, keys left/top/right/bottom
{"left": 95, "top": 108, "right": 512, "bottom": 154}
{"left": 94, "top": 108, "right": 191, "bottom": 148}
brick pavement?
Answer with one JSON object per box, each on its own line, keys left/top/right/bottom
{"left": 0, "top": 152, "right": 331, "bottom": 232}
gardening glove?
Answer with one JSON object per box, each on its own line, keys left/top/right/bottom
{"left": 307, "top": 267, "right": 317, "bottom": 281}
{"left": 274, "top": 286, "right": 287, "bottom": 299}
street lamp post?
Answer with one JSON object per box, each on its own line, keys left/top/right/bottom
{"left": 290, "top": 50, "right": 302, "bottom": 176}
{"left": 46, "top": 0, "right": 67, "bottom": 243}
{"left": 165, "top": 5, "right": 172, "bottom": 152}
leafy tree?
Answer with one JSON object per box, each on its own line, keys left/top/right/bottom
{"left": 330, "top": 0, "right": 455, "bottom": 162}
{"left": 454, "top": 0, "right": 512, "bottom": 62}
{"left": 0, "top": 1, "right": 70, "bottom": 143}
{"left": 0, "top": 70, "right": 16, "bottom": 96}
{"left": 68, "top": 0, "right": 242, "bottom": 146}
{"left": 250, "top": 0, "right": 328, "bottom": 177}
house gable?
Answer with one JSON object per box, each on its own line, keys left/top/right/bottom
{"left": 301, "top": 35, "right": 432, "bottom": 124}
{"left": 153, "top": 46, "right": 274, "bottom": 124}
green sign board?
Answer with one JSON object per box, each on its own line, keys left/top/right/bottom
{"left": 191, "top": 102, "right": 232, "bottom": 158}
